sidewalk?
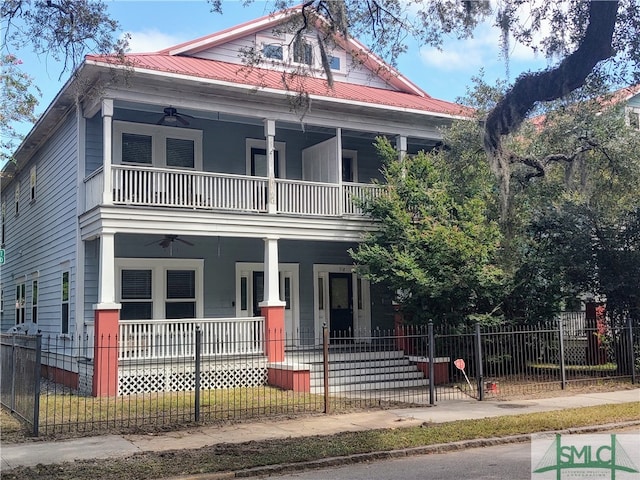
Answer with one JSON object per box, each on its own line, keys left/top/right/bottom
{"left": 2, "top": 389, "right": 639, "bottom": 472}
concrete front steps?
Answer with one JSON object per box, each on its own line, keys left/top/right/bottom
{"left": 286, "top": 349, "right": 429, "bottom": 394}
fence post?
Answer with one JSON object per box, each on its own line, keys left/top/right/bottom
{"left": 323, "top": 323, "right": 330, "bottom": 414}
{"left": 33, "top": 334, "right": 42, "bottom": 436}
{"left": 475, "top": 323, "right": 484, "bottom": 401}
{"left": 557, "top": 318, "right": 567, "bottom": 389}
{"left": 428, "top": 321, "right": 435, "bottom": 405}
{"left": 195, "top": 326, "right": 201, "bottom": 422}
{"left": 628, "top": 317, "right": 636, "bottom": 385}
{"left": 10, "top": 335, "right": 16, "bottom": 412}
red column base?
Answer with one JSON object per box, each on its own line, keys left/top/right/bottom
{"left": 262, "top": 304, "right": 285, "bottom": 363}
{"left": 92, "top": 308, "right": 120, "bottom": 397}
{"left": 268, "top": 366, "right": 311, "bottom": 392}
{"left": 416, "top": 358, "right": 450, "bottom": 385}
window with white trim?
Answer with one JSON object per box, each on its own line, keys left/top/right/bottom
{"left": 1, "top": 202, "right": 5, "bottom": 245}
{"left": 245, "top": 138, "right": 286, "bottom": 178}
{"left": 116, "top": 259, "right": 203, "bottom": 320}
{"left": 61, "top": 271, "right": 69, "bottom": 333}
{"left": 31, "top": 280, "right": 38, "bottom": 323}
{"left": 113, "top": 121, "right": 203, "bottom": 170}
{"left": 120, "top": 269, "right": 153, "bottom": 320}
{"left": 16, "top": 282, "right": 25, "bottom": 324}
{"left": 30, "top": 166, "right": 37, "bottom": 202}
{"left": 257, "top": 34, "right": 344, "bottom": 74}
{"left": 262, "top": 43, "right": 283, "bottom": 60}
{"left": 293, "top": 37, "right": 313, "bottom": 66}
{"left": 14, "top": 184, "right": 19, "bottom": 216}
{"left": 165, "top": 270, "right": 196, "bottom": 319}
{"left": 627, "top": 107, "right": 640, "bottom": 130}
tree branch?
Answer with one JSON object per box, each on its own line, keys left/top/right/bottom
{"left": 484, "top": 1, "right": 619, "bottom": 156}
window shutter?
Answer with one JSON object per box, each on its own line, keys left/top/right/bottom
{"left": 166, "top": 270, "right": 195, "bottom": 298}
{"left": 122, "top": 133, "right": 152, "bottom": 164}
{"left": 166, "top": 138, "right": 195, "bottom": 168}
{"left": 121, "top": 270, "right": 152, "bottom": 299}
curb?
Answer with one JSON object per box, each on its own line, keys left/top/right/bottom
{"left": 207, "top": 420, "right": 640, "bottom": 479}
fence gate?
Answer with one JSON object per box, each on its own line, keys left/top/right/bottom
{"left": 0, "top": 334, "right": 42, "bottom": 435}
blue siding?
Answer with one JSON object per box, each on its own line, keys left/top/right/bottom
{"left": 0, "top": 113, "right": 78, "bottom": 335}
{"left": 112, "top": 235, "right": 393, "bottom": 335}
{"left": 83, "top": 239, "right": 99, "bottom": 322}
{"left": 85, "top": 114, "right": 103, "bottom": 175}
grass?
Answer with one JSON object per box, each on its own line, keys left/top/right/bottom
{"left": 2, "top": 401, "right": 639, "bottom": 480}
{"left": 528, "top": 362, "right": 619, "bottom": 372}
{"left": 20, "top": 386, "right": 401, "bottom": 438}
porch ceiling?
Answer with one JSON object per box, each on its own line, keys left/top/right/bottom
{"left": 114, "top": 99, "right": 443, "bottom": 145}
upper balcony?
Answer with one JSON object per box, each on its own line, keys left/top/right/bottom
{"left": 79, "top": 101, "right": 439, "bottom": 226}
{"left": 84, "top": 164, "right": 384, "bottom": 217}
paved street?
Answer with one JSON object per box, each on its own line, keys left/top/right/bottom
{"left": 267, "top": 428, "right": 640, "bottom": 480}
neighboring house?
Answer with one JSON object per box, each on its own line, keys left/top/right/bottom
{"left": 621, "top": 84, "right": 640, "bottom": 129}
{"left": 0, "top": 7, "right": 467, "bottom": 394}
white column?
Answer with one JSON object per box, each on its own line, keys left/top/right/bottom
{"left": 96, "top": 232, "right": 119, "bottom": 308}
{"left": 102, "top": 99, "right": 114, "bottom": 205}
{"left": 396, "top": 135, "right": 407, "bottom": 161}
{"left": 259, "top": 236, "right": 285, "bottom": 307}
{"left": 336, "top": 127, "right": 343, "bottom": 215}
{"left": 264, "top": 119, "right": 277, "bottom": 214}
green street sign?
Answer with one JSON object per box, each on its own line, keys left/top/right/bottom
{"left": 0, "top": 249, "right": 4, "bottom": 265}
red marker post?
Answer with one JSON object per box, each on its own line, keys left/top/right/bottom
{"left": 454, "top": 358, "right": 473, "bottom": 390}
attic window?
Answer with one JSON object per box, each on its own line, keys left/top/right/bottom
{"left": 329, "top": 56, "right": 341, "bottom": 71}
{"left": 628, "top": 108, "right": 640, "bottom": 130}
{"left": 293, "top": 38, "right": 313, "bottom": 65}
{"left": 263, "top": 43, "right": 283, "bottom": 60}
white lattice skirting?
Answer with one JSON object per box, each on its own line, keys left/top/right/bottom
{"left": 118, "top": 360, "right": 268, "bottom": 395}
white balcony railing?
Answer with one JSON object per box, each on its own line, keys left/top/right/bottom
{"left": 343, "top": 182, "right": 385, "bottom": 215}
{"left": 119, "top": 317, "right": 265, "bottom": 361}
{"left": 84, "top": 167, "right": 104, "bottom": 211}
{"left": 83, "top": 165, "right": 384, "bottom": 217}
{"left": 112, "top": 165, "right": 268, "bottom": 212}
{"left": 276, "top": 179, "right": 340, "bottom": 216}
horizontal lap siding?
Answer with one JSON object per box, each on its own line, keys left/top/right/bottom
{"left": 85, "top": 115, "right": 103, "bottom": 175}
{"left": 194, "top": 29, "right": 394, "bottom": 90}
{"left": 1, "top": 113, "right": 79, "bottom": 335}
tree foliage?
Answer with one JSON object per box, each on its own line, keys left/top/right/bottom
{"left": 1, "top": 0, "right": 128, "bottom": 76}
{"left": 350, "top": 137, "right": 505, "bottom": 326}
{"left": 353, "top": 78, "right": 640, "bottom": 325}
{"left": 0, "top": 54, "right": 40, "bottom": 163}
{"left": 1, "top": 0, "right": 129, "bottom": 161}
{"left": 214, "top": 1, "right": 639, "bottom": 155}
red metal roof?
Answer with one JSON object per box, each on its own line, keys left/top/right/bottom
{"left": 87, "top": 53, "right": 471, "bottom": 118}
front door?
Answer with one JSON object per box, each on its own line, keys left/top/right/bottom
{"left": 329, "top": 273, "right": 353, "bottom": 338}
{"left": 314, "top": 265, "right": 371, "bottom": 344}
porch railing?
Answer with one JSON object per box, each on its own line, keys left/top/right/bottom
{"left": 112, "top": 165, "right": 268, "bottom": 212}
{"left": 84, "top": 167, "right": 104, "bottom": 211}
{"left": 276, "top": 179, "right": 340, "bottom": 216}
{"left": 343, "top": 182, "right": 385, "bottom": 215}
{"left": 83, "top": 166, "right": 384, "bottom": 217}
{"left": 118, "top": 317, "right": 265, "bottom": 361}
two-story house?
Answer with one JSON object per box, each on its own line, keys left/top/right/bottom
{"left": 0, "top": 7, "right": 468, "bottom": 395}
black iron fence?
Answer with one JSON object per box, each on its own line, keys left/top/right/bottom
{"left": 3, "top": 319, "right": 638, "bottom": 438}
{"left": 0, "top": 334, "right": 42, "bottom": 435}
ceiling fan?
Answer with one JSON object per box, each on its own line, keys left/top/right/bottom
{"left": 145, "top": 235, "right": 195, "bottom": 249}
{"left": 157, "top": 107, "right": 192, "bottom": 126}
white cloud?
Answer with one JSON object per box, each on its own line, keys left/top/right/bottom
{"left": 419, "top": 21, "right": 543, "bottom": 73}
{"left": 124, "top": 29, "right": 186, "bottom": 53}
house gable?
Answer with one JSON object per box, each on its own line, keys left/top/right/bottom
{"left": 159, "top": 7, "right": 426, "bottom": 96}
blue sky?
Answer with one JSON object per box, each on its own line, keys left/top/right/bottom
{"left": 13, "top": 0, "right": 550, "bottom": 140}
